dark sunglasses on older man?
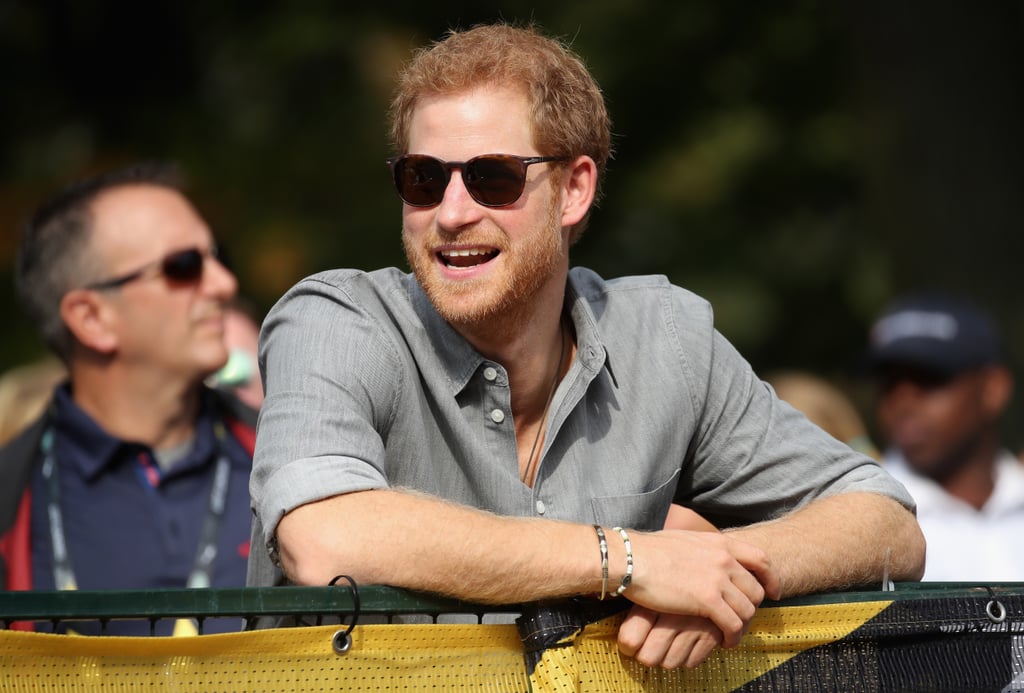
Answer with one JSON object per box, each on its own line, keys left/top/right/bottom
{"left": 386, "top": 153, "right": 570, "bottom": 208}
{"left": 86, "top": 246, "right": 218, "bottom": 291}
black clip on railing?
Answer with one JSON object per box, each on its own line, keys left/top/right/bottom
{"left": 328, "top": 575, "right": 360, "bottom": 655}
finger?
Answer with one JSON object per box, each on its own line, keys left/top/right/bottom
{"left": 682, "top": 629, "right": 723, "bottom": 670}
{"left": 730, "top": 541, "right": 781, "bottom": 600}
{"left": 757, "top": 563, "right": 783, "bottom": 601}
{"left": 617, "top": 605, "right": 657, "bottom": 658}
{"left": 631, "top": 613, "right": 693, "bottom": 669}
{"left": 663, "top": 620, "right": 722, "bottom": 670}
{"left": 703, "top": 597, "right": 746, "bottom": 648}
{"left": 722, "top": 582, "right": 759, "bottom": 624}
{"left": 632, "top": 626, "right": 674, "bottom": 669}
{"left": 702, "top": 578, "right": 761, "bottom": 649}
{"left": 740, "top": 556, "right": 781, "bottom": 601}
{"left": 729, "top": 563, "right": 767, "bottom": 606}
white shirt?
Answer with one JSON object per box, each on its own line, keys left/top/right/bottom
{"left": 884, "top": 449, "right": 1024, "bottom": 582}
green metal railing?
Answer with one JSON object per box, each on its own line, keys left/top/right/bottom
{"left": 2, "top": 582, "right": 1021, "bottom": 634}
{"left": 0, "top": 585, "right": 518, "bottom": 634}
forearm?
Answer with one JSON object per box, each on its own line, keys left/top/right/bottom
{"left": 277, "top": 486, "right": 789, "bottom": 655}
{"left": 726, "top": 492, "right": 925, "bottom": 597}
{"left": 276, "top": 488, "right": 602, "bottom": 603}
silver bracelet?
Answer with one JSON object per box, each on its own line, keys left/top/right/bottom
{"left": 613, "top": 527, "right": 633, "bottom": 596}
{"left": 594, "top": 525, "right": 609, "bottom": 600}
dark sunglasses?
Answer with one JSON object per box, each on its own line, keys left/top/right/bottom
{"left": 386, "top": 153, "right": 570, "bottom": 208}
{"left": 876, "top": 364, "right": 957, "bottom": 393}
{"left": 85, "top": 246, "right": 218, "bottom": 291}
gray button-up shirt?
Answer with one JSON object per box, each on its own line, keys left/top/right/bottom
{"left": 248, "top": 266, "right": 913, "bottom": 585}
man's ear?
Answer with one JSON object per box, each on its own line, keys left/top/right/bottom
{"left": 60, "top": 289, "right": 118, "bottom": 355}
{"left": 559, "top": 155, "right": 597, "bottom": 229}
{"left": 981, "top": 365, "right": 1013, "bottom": 418}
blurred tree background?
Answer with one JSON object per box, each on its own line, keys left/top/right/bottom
{"left": 2, "top": 1, "right": 1023, "bottom": 445}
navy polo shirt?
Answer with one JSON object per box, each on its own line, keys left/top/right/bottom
{"left": 30, "top": 385, "right": 253, "bottom": 635}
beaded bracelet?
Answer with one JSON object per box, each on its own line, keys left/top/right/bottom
{"left": 593, "top": 525, "right": 609, "bottom": 600}
{"left": 613, "top": 526, "right": 633, "bottom": 596}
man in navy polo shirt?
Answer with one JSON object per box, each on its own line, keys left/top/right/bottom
{"left": 0, "top": 163, "right": 256, "bottom": 635}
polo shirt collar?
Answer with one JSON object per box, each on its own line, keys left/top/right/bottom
{"left": 52, "top": 384, "right": 221, "bottom": 483}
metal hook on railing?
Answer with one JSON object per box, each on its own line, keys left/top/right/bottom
{"left": 983, "top": 586, "right": 1007, "bottom": 624}
{"left": 328, "top": 574, "right": 361, "bottom": 655}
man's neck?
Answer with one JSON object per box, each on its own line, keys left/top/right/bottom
{"left": 69, "top": 365, "right": 202, "bottom": 450}
{"left": 457, "top": 305, "right": 574, "bottom": 487}
{"left": 458, "top": 298, "right": 571, "bottom": 417}
{"left": 933, "top": 439, "right": 1002, "bottom": 511}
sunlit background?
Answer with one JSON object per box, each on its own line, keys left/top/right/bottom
{"left": 3, "top": 1, "right": 1023, "bottom": 444}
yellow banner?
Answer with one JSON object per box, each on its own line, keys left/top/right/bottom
{"left": 0, "top": 601, "right": 893, "bottom": 692}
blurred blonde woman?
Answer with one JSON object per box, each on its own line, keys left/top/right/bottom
{"left": 0, "top": 358, "right": 65, "bottom": 446}
{"left": 766, "top": 370, "right": 881, "bottom": 460}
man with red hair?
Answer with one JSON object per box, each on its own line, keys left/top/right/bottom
{"left": 250, "top": 24, "right": 924, "bottom": 669}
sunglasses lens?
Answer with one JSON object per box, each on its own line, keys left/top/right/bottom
{"left": 162, "top": 249, "right": 205, "bottom": 282}
{"left": 464, "top": 156, "right": 525, "bottom": 207}
{"left": 394, "top": 156, "right": 449, "bottom": 207}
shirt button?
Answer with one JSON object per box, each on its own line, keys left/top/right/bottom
{"left": 483, "top": 366, "right": 498, "bottom": 381}
{"left": 535, "top": 500, "right": 546, "bottom": 515}
{"left": 490, "top": 409, "right": 505, "bottom": 424}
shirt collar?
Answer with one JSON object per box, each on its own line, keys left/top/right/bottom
{"left": 402, "top": 270, "right": 615, "bottom": 397}
{"left": 566, "top": 270, "right": 616, "bottom": 387}
{"left": 403, "top": 276, "right": 484, "bottom": 395}
{"left": 52, "top": 384, "right": 221, "bottom": 482}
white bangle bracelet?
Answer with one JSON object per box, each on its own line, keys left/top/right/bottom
{"left": 613, "top": 526, "right": 633, "bottom": 596}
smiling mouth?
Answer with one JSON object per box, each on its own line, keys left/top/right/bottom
{"left": 438, "top": 248, "right": 499, "bottom": 269}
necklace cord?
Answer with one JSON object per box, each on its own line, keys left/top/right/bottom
{"left": 521, "top": 321, "right": 566, "bottom": 485}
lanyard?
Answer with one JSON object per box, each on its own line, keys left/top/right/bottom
{"left": 39, "top": 421, "right": 232, "bottom": 591}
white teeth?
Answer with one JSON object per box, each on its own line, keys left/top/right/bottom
{"left": 442, "top": 249, "right": 488, "bottom": 257}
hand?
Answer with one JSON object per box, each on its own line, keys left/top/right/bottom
{"left": 617, "top": 604, "right": 724, "bottom": 669}
{"left": 623, "top": 529, "right": 780, "bottom": 648}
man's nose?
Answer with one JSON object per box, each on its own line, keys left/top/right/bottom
{"left": 435, "top": 169, "right": 486, "bottom": 229}
{"left": 204, "top": 255, "right": 239, "bottom": 300}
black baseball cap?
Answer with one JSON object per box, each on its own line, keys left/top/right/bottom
{"left": 867, "top": 293, "right": 1002, "bottom": 376}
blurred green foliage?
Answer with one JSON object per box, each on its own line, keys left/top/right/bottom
{"left": 2, "top": 1, "right": 1022, "bottom": 442}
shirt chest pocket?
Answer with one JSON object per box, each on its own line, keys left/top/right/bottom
{"left": 589, "top": 468, "right": 680, "bottom": 530}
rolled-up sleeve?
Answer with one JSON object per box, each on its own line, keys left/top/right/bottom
{"left": 250, "top": 271, "right": 401, "bottom": 552}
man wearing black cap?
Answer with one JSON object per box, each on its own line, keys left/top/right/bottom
{"left": 869, "top": 292, "right": 1024, "bottom": 581}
